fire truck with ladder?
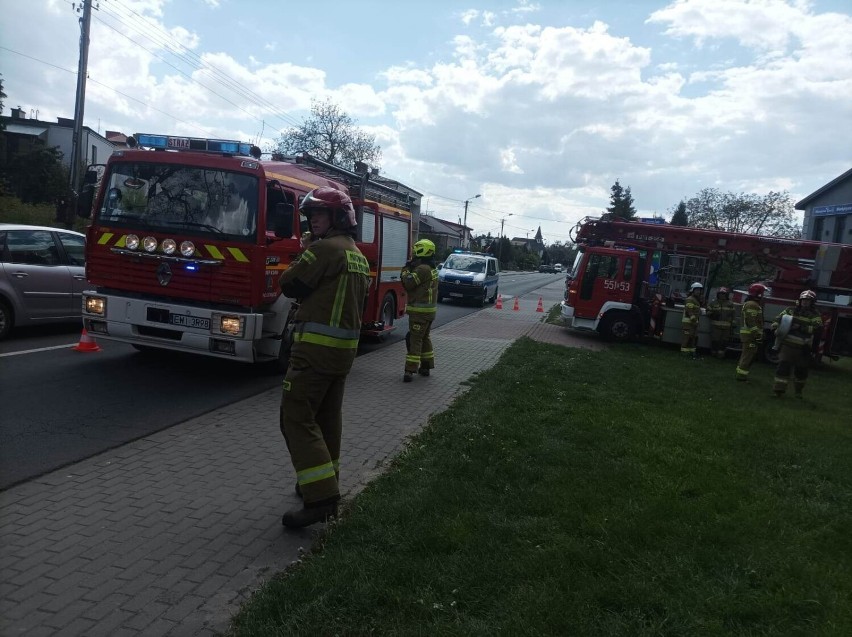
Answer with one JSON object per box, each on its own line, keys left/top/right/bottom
{"left": 560, "top": 216, "right": 852, "bottom": 362}
{"left": 77, "top": 133, "right": 416, "bottom": 371}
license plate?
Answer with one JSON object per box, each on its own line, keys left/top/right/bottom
{"left": 449, "top": 293, "right": 463, "bottom": 297}
{"left": 170, "top": 314, "right": 210, "bottom": 329}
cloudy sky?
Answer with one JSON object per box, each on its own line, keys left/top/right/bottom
{"left": 2, "top": 0, "right": 850, "bottom": 243}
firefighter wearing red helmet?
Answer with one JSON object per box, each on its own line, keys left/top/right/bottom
{"left": 708, "top": 286, "right": 735, "bottom": 358}
{"left": 736, "top": 283, "right": 767, "bottom": 381}
{"left": 277, "top": 186, "right": 370, "bottom": 528}
{"left": 401, "top": 239, "right": 439, "bottom": 382}
{"left": 770, "top": 289, "right": 822, "bottom": 398}
{"left": 680, "top": 282, "right": 704, "bottom": 359}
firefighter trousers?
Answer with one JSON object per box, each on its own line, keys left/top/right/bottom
{"left": 680, "top": 321, "right": 698, "bottom": 354}
{"left": 405, "top": 317, "right": 434, "bottom": 373}
{"left": 773, "top": 343, "right": 811, "bottom": 395}
{"left": 280, "top": 366, "right": 346, "bottom": 506}
{"left": 710, "top": 322, "right": 731, "bottom": 357}
{"left": 736, "top": 334, "right": 760, "bottom": 380}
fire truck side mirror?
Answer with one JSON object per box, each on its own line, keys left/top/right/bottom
{"left": 77, "top": 184, "right": 95, "bottom": 219}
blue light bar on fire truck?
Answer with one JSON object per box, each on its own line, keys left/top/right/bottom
{"left": 130, "top": 133, "right": 258, "bottom": 157}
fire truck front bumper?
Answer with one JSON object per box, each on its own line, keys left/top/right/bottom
{"left": 81, "top": 291, "right": 264, "bottom": 362}
{"left": 560, "top": 302, "right": 598, "bottom": 332}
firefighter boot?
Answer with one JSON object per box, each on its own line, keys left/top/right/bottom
{"left": 403, "top": 372, "right": 413, "bottom": 383}
{"left": 418, "top": 367, "right": 430, "bottom": 377}
{"left": 282, "top": 501, "right": 338, "bottom": 529}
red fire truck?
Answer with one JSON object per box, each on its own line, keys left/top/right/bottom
{"left": 77, "top": 133, "right": 416, "bottom": 370}
{"left": 560, "top": 216, "right": 852, "bottom": 361}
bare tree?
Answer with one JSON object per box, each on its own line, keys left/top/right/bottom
{"left": 684, "top": 189, "right": 802, "bottom": 288}
{"left": 684, "top": 189, "right": 800, "bottom": 238}
{"left": 274, "top": 98, "right": 381, "bottom": 170}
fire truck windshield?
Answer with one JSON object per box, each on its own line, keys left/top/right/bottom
{"left": 98, "top": 162, "right": 259, "bottom": 241}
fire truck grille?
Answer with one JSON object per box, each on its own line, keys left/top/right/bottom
{"left": 88, "top": 253, "right": 253, "bottom": 306}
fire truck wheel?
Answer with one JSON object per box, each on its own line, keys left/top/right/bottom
{"left": 380, "top": 293, "right": 396, "bottom": 328}
{"left": 599, "top": 312, "right": 637, "bottom": 342}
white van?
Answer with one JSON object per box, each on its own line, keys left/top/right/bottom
{"left": 554, "top": 263, "right": 563, "bottom": 273}
{"left": 437, "top": 251, "right": 500, "bottom": 306}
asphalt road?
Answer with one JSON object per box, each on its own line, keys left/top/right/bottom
{"left": 0, "top": 272, "right": 563, "bottom": 489}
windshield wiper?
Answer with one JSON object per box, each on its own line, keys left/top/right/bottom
{"left": 103, "top": 213, "right": 149, "bottom": 225}
{"left": 165, "top": 221, "right": 224, "bottom": 234}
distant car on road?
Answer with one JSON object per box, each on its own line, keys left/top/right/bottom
{"left": 539, "top": 264, "right": 556, "bottom": 273}
{"left": 0, "top": 224, "right": 87, "bottom": 340}
{"left": 554, "top": 263, "right": 563, "bottom": 273}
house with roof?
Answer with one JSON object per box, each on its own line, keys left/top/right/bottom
{"left": 796, "top": 167, "right": 852, "bottom": 246}
{"left": 509, "top": 226, "right": 545, "bottom": 258}
{"left": 1, "top": 107, "right": 121, "bottom": 175}
{"left": 419, "top": 214, "right": 471, "bottom": 254}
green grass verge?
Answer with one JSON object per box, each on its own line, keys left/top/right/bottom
{"left": 0, "top": 195, "right": 88, "bottom": 232}
{"left": 232, "top": 340, "right": 852, "bottom": 636}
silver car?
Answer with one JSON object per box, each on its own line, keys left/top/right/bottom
{"left": 0, "top": 224, "right": 87, "bottom": 340}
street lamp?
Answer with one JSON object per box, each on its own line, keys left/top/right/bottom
{"left": 462, "top": 194, "right": 480, "bottom": 249}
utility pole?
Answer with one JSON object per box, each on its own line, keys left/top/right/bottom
{"left": 498, "top": 213, "right": 513, "bottom": 265}
{"left": 69, "top": 0, "right": 93, "bottom": 194}
{"left": 462, "top": 193, "right": 480, "bottom": 249}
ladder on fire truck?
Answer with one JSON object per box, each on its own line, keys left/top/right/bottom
{"left": 278, "top": 153, "right": 414, "bottom": 213}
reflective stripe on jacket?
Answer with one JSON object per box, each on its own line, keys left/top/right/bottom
{"left": 278, "top": 230, "right": 370, "bottom": 374}
{"left": 402, "top": 261, "right": 438, "bottom": 320}
{"left": 772, "top": 306, "right": 822, "bottom": 348}
{"left": 682, "top": 294, "right": 701, "bottom": 324}
{"left": 739, "top": 299, "right": 764, "bottom": 337}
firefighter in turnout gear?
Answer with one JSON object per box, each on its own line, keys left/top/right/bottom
{"left": 771, "top": 290, "right": 823, "bottom": 398}
{"left": 401, "top": 239, "right": 438, "bottom": 382}
{"left": 736, "top": 283, "right": 766, "bottom": 381}
{"left": 278, "top": 187, "right": 370, "bottom": 528}
{"left": 708, "top": 287, "right": 735, "bottom": 358}
{"left": 680, "top": 282, "right": 704, "bottom": 359}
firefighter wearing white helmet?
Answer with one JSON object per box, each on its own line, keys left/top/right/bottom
{"left": 770, "top": 289, "right": 822, "bottom": 398}
{"left": 401, "top": 238, "right": 439, "bottom": 382}
{"left": 736, "top": 283, "right": 767, "bottom": 381}
{"left": 680, "top": 282, "right": 704, "bottom": 359}
{"left": 708, "top": 286, "right": 735, "bottom": 358}
{"left": 277, "top": 186, "right": 370, "bottom": 528}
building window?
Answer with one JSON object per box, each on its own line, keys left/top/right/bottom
{"left": 91, "top": 145, "right": 97, "bottom": 165}
{"left": 833, "top": 215, "right": 847, "bottom": 244}
{"left": 812, "top": 215, "right": 824, "bottom": 241}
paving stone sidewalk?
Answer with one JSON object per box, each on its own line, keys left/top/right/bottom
{"left": 0, "top": 280, "right": 601, "bottom": 636}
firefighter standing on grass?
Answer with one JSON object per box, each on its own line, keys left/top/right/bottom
{"left": 735, "top": 283, "right": 766, "bottom": 382}
{"left": 401, "top": 239, "right": 438, "bottom": 382}
{"left": 278, "top": 187, "right": 370, "bottom": 529}
{"left": 708, "top": 287, "right": 735, "bottom": 358}
{"left": 680, "top": 282, "right": 704, "bottom": 359}
{"left": 771, "top": 290, "right": 823, "bottom": 398}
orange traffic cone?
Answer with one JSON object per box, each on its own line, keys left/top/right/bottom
{"left": 73, "top": 328, "right": 101, "bottom": 353}
{"left": 495, "top": 294, "right": 503, "bottom": 309}
{"left": 536, "top": 297, "right": 544, "bottom": 313}
{"left": 512, "top": 297, "right": 520, "bottom": 311}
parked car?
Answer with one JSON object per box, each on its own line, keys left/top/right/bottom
{"left": 539, "top": 264, "right": 556, "bottom": 273}
{"left": 437, "top": 251, "right": 500, "bottom": 306}
{"left": 0, "top": 224, "right": 87, "bottom": 339}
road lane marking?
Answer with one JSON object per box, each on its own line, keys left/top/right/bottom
{"left": 0, "top": 344, "right": 76, "bottom": 357}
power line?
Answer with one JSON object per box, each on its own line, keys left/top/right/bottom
{"left": 98, "top": 0, "right": 302, "bottom": 133}
{"left": 0, "top": 46, "right": 213, "bottom": 136}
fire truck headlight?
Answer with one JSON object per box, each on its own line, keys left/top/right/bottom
{"left": 180, "top": 241, "right": 195, "bottom": 257}
{"left": 214, "top": 314, "right": 245, "bottom": 337}
{"left": 85, "top": 295, "right": 106, "bottom": 316}
{"left": 143, "top": 236, "right": 158, "bottom": 253}
{"left": 161, "top": 238, "right": 177, "bottom": 255}
{"left": 125, "top": 234, "right": 139, "bottom": 250}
